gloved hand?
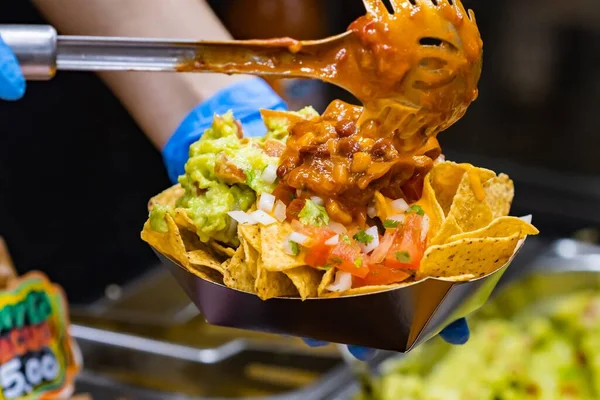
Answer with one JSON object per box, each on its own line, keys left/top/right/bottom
{"left": 304, "top": 318, "right": 470, "bottom": 360}
{"left": 0, "top": 35, "right": 26, "bottom": 101}
{"left": 162, "top": 78, "right": 470, "bottom": 359}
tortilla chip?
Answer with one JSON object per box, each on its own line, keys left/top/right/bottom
{"left": 260, "top": 223, "right": 306, "bottom": 271}
{"left": 318, "top": 267, "right": 337, "bottom": 297}
{"left": 430, "top": 162, "right": 495, "bottom": 215}
{"left": 447, "top": 173, "right": 494, "bottom": 232}
{"left": 241, "top": 238, "right": 259, "bottom": 278}
{"left": 446, "top": 216, "right": 538, "bottom": 243}
{"left": 483, "top": 174, "right": 514, "bottom": 219}
{"left": 223, "top": 246, "right": 255, "bottom": 293}
{"left": 417, "top": 176, "right": 445, "bottom": 239}
{"left": 209, "top": 240, "right": 236, "bottom": 258}
{"left": 141, "top": 215, "right": 221, "bottom": 282}
{"left": 255, "top": 257, "right": 298, "bottom": 300}
{"left": 430, "top": 215, "right": 463, "bottom": 246}
{"left": 283, "top": 267, "right": 323, "bottom": 300}
{"left": 173, "top": 208, "right": 197, "bottom": 232}
{"left": 148, "top": 184, "right": 184, "bottom": 211}
{"left": 187, "top": 248, "right": 225, "bottom": 275}
{"left": 417, "top": 234, "right": 521, "bottom": 279}
{"left": 239, "top": 224, "right": 261, "bottom": 252}
{"left": 322, "top": 283, "right": 410, "bottom": 298}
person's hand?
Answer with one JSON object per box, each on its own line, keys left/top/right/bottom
{"left": 303, "top": 318, "right": 470, "bottom": 360}
{"left": 162, "top": 79, "right": 470, "bottom": 360}
{"left": 0, "top": 35, "right": 25, "bottom": 101}
{"left": 162, "top": 78, "right": 287, "bottom": 183}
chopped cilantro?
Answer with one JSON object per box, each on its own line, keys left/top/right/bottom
{"left": 354, "top": 257, "right": 363, "bottom": 268}
{"left": 331, "top": 257, "right": 343, "bottom": 265}
{"left": 342, "top": 234, "right": 351, "bottom": 244}
{"left": 353, "top": 228, "right": 374, "bottom": 245}
{"left": 289, "top": 241, "right": 300, "bottom": 256}
{"left": 318, "top": 265, "right": 332, "bottom": 271}
{"left": 245, "top": 170, "right": 256, "bottom": 186}
{"left": 407, "top": 205, "right": 425, "bottom": 216}
{"left": 298, "top": 199, "right": 330, "bottom": 227}
{"left": 383, "top": 219, "right": 400, "bottom": 229}
{"left": 395, "top": 251, "right": 411, "bottom": 263}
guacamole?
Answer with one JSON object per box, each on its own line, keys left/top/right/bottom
{"left": 149, "top": 106, "right": 317, "bottom": 246}
{"left": 360, "top": 291, "right": 600, "bottom": 400}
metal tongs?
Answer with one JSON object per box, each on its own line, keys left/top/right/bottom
{"left": 0, "top": 24, "right": 350, "bottom": 81}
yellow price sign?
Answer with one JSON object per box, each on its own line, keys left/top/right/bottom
{"left": 0, "top": 272, "right": 80, "bottom": 399}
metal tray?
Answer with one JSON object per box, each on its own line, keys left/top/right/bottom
{"left": 329, "top": 238, "right": 600, "bottom": 400}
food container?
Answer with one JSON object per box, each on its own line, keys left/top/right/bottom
{"left": 154, "top": 237, "right": 526, "bottom": 352}
{"left": 328, "top": 238, "right": 600, "bottom": 400}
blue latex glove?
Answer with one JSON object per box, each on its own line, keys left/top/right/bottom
{"left": 162, "top": 78, "right": 470, "bottom": 359}
{"left": 304, "top": 318, "right": 470, "bottom": 361}
{"left": 0, "top": 35, "right": 26, "bottom": 101}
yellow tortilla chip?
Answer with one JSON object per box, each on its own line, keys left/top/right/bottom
{"left": 417, "top": 234, "right": 521, "bottom": 279}
{"left": 255, "top": 257, "right": 298, "bottom": 300}
{"left": 209, "top": 240, "right": 236, "bottom": 258}
{"left": 483, "top": 174, "right": 514, "bottom": 219}
{"left": 141, "top": 215, "right": 221, "bottom": 282}
{"left": 239, "top": 224, "right": 261, "bottom": 251}
{"left": 322, "top": 283, "right": 410, "bottom": 298}
{"left": 223, "top": 246, "right": 255, "bottom": 293}
{"left": 416, "top": 176, "right": 445, "bottom": 240}
{"left": 283, "top": 267, "right": 323, "bottom": 300}
{"left": 429, "top": 215, "right": 462, "bottom": 246}
{"left": 447, "top": 172, "right": 494, "bottom": 232}
{"left": 187, "top": 248, "right": 225, "bottom": 275}
{"left": 318, "top": 267, "right": 337, "bottom": 297}
{"left": 430, "top": 162, "right": 495, "bottom": 215}
{"left": 148, "top": 184, "right": 184, "bottom": 211}
{"left": 446, "top": 216, "right": 538, "bottom": 243}
{"left": 260, "top": 223, "right": 306, "bottom": 271}
{"left": 173, "top": 208, "right": 197, "bottom": 232}
{"left": 241, "top": 238, "right": 259, "bottom": 278}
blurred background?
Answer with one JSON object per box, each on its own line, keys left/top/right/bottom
{"left": 1, "top": 0, "right": 600, "bottom": 398}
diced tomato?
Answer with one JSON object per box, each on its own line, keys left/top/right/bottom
{"left": 301, "top": 226, "right": 337, "bottom": 267}
{"left": 272, "top": 184, "right": 297, "bottom": 206}
{"left": 383, "top": 213, "right": 426, "bottom": 270}
{"left": 328, "top": 242, "right": 369, "bottom": 278}
{"left": 354, "top": 264, "right": 411, "bottom": 287}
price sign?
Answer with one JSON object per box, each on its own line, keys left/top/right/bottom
{"left": 0, "top": 272, "right": 80, "bottom": 399}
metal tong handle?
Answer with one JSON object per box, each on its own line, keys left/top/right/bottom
{"left": 0, "top": 24, "right": 343, "bottom": 82}
{"left": 0, "top": 24, "right": 203, "bottom": 80}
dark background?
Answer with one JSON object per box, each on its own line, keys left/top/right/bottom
{"left": 1, "top": 0, "right": 599, "bottom": 304}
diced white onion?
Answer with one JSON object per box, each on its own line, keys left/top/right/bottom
{"left": 367, "top": 206, "right": 377, "bottom": 218}
{"left": 260, "top": 164, "right": 278, "bottom": 184}
{"left": 310, "top": 196, "right": 324, "bottom": 206}
{"left": 325, "top": 235, "right": 339, "bottom": 246}
{"left": 421, "top": 215, "right": 430, "bottom": 242}
{"left": 520, "top": 215, "right": 533, "bottom": 224}
{"left": 258, "top": 193, "right": 276, "bottom": 213}
{"left": 387, "top": 214, "right": 405, "bottom": 223}
{"left": 391, "top": 198, "right": 409, "bottom": 213}
{"left": 288, "top": 232, "right": 310, "bottom": 246}
{"left": 250, "top": 210, "right": 277, "bottom": 226}
{"left": 273, "top": 200, "right": 287, "bottom": 222}
{"left": 296, "top": 189, "right": 303, "bottom": 197}
{"left": 327, "top": 271, "right": 353, "bottom": 292}
{"left": 283, "top": 240, "right": 296, "bottom": 255}
{"left": 371, "top": 231, "right": 395, "bottom": 264}
{"left": 327, "top": 221, "right": 347, "bottom": 234}
{"left": 228, "top": 211, "right": 258, "bottom": 225}
{"left": 359, "top": 226, "right": 380, "bottom": 254}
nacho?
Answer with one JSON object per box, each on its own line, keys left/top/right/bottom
{"left": 260, "top": 223, "right": 306, "bottom": 271}
{"left": 223, "top": 246, "right": 255, "bottom": 293}
{"left": 255, "top": 258, "right": 298, "bottom": 300}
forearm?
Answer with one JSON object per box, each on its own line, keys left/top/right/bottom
{"left": 32, "top": 0, "right": 249, "bottom": 149}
